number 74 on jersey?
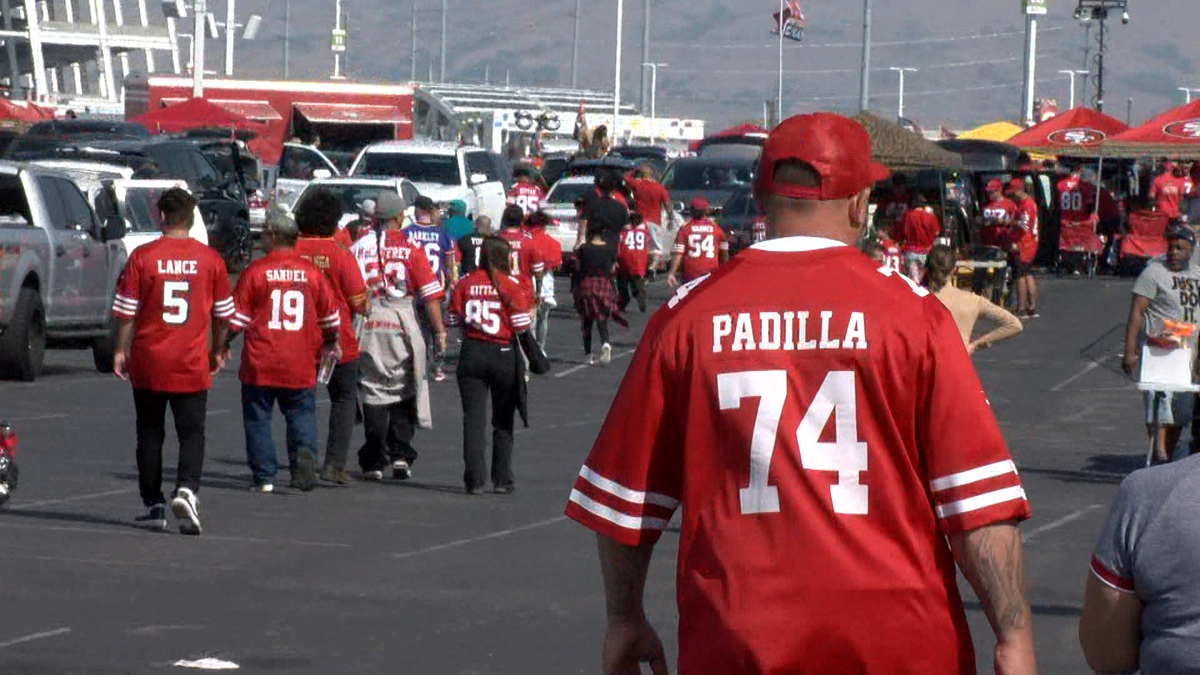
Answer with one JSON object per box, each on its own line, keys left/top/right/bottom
{"left": 719, "top": 369, "right": 868, "bottom": 516}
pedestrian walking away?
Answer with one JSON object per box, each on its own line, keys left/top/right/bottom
{"left": 111, "top": 187, "right": 234, "bottom": 535}
{"left": 448, "top": 237, "right": 533, "bottom": 495}
{"left": 574, "top": 224, "right": 626, "bottom": 366}
{"left": 225, "top": 209, "right": 342, "bottom": 494}
{"left": 525, "top": 210, "right": 563, "bottom": 351}
{"left": 293, "top": 189, "right": 370, "bottom": 485}
{"left": 616, "top": 212, "right": 650, "bottom": 313}
{"left": 578, "top": 172, "right": 630, "bottom": 250}
{"left": 564, "top": 112, "right": 1035, "bottom": 674}
{"left": 405, "top": 195, "right": 457, "bottom": 382}
{"left": 1006, "top": 178, "right": 1041, "bottom": 319}
{"left": 667, "top": 197, "right": 728, "bottom": 288}
{"left": 443, "top": 199, "right": 474, "bottom": 242}
{"left": 350, "top": 190, "right": 446, "bottom": 482}
{"left": 457, "top": 216, "right": 492, "bottom": 276}
{"left": 507, "top": 167, "right": 546, "bottom": 217}
{"left": 623, "top": 166, "right": 672, "bottom": 268}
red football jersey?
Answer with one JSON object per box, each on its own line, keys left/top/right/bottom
{"left": 294, "top": 236, "right": 369, "bottom": 365}
{"left": 617, "top": 222, "right": 650, "bottom": 277}
{"left": 447, "top": 269, "right": 532, "bottom": 345}
{"left": 898, "top": 207, "right": 940, "bottom": 254}
{"left": 1014, "top": 196, "right": 1039, "bottom": 263}
{"left": 1056, "top": 175, "right": 1096, "bottom": 224}
{"left": 624, "top": 174, "right": 671, "bottom": 226}
{"left": 112, "top": 237, "right": 234, "bottom": 393}
{"left": 1151, "top": 172, "right": 1184, "bottom": 219}
{"left": 506, "top": 183, "right": 545, "bottom": 217}
{"left": 673, "top": 218, "right": 728, "bottom": 282}
{"left": 565, "top": 237, "right": 1029, "bottom": 674}
{"left": 878, "top": 237, "right": 902, "bottom": 273}
{"left": 349, "top": 229, "right": 443, "bottom": 304}
{"left": 980, "top": 198, "right": 1018, "bottom": 249}
{"left": 528, "top": 227, "right": 563, "bottom": 273}
{"left": 230, "top": 250, "right": 341, "bottom": 389}
{"left": 334, "top": 227, "right": 353, "bottom": 248}
{"left": 496, "top": 227, "right": 545, "bottom": 279}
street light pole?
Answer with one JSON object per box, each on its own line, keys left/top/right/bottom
{"left": 1178, "top": 87, "right": 1198, "bottom": 104}
{"left": 858, "top": 0, "right": 872, "bottom": 112}
{"left": 439, "top": 0, "right": 447, "bottom": 82}
{"left": 777, "top": 0, "right": 784, "bottom": 119}
{"left": 889, "top": 66, "right": 916, "bottom": 120}
{"left": 1059, "top": 69, "right": 1089, "bottom": 109}
{"left": 612, "top": 0, "right": 624, "bottom": 142}
{"left": 570, "top": 0, "right": 580, "bottom": 87}
{"left": 192, "top": 0, "right": 206, "bottom": 97}
{"left": 642, "top": 62, "right": 667, "bottom": 145}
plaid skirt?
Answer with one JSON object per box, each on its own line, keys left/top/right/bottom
{"left": 574, "top": 275, "right": 628, "bottom": 326}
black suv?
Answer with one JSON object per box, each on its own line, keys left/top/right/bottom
{"left": 14, "top": 140, "right": 253, "bottom": 271}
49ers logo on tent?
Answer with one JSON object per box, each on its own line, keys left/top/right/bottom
{"left": 1162, "top": 119, "right": 1200, "bottom": 139}
{"left": 1047, "top": 128, "right": 1106, "bottom": 146}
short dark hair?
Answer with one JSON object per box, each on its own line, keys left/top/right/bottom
{"left": 586, "top": 223, "right": 607, "bottom": 240}
{"left": 629, "top": 212, "right": 643, "bottom": 226}
{"left": 481, "top": 236, "right": 512, "bottom": 274}
{"left": 157, "top": 187, "right": 197, "bottom": 227}
{"left": 501, "top": 204, "right": 525, "bottom": 229}
{"left": 596, "top": 172, "right": 619, "bottom": 193}
{"left": 294, "top": 189, "right": 342, "bottom": 237}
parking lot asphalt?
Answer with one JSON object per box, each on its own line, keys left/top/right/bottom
{"left": 0, "top": 276, "right": 1150, "bottom": 673}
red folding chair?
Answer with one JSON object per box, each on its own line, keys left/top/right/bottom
{"left": 1058, "top": 219, "right": 1105, "bottom": 278}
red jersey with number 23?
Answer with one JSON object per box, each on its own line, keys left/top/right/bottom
{"left": 565, "top": 237, "right": 1030, "bottom": 675}
{"left": 673, "top": 218, "right": 728, "bottom": 282}
{"left": 231, "top": 250, "right": 341, "bottom": 390}
{"left": 112, "top": 237, "right": 234, "bottom": 393}
{"left": 447, "top": 270, "right": 532, "bottom": 345}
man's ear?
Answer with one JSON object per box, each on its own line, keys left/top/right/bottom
{"left": 848, "top": 187, "right": 872, "bottom": 230}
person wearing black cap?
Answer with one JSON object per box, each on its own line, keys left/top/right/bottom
{"left": 1122, "top": 223, "right": 1200, "bottom": 463}
{"left": 565, "top": 113, "right": 1036, "bottom": 674}
{"left": 665, "top": 196, "right": 728, "bottom": 288}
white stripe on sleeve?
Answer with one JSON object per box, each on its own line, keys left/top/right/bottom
{"left": 930, "top": 460, "right": 1017, "bottom": 492}
{"left": 568, "top": 489, "right": 669, "bottom": 532}
{"left": 578, "top": 466, "right": 680, "bottom": 509}
{"left": 934, "top": 486, "right": 1027, "bottom": 519}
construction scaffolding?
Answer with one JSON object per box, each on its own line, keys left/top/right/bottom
{"left": 0, "top": 0, "right": 177, "bottom": 108}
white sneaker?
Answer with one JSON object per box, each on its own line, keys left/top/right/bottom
{"left": 600, "top": 343, "right": 612, "bottom": 366}
{"left": 586, "top": 355, "right": 596, "bottom": 366}
{"left": 170, "top": 488, "right": 202, "bottom": 536}
{"left": 362, "top": 469, "right": 384, "bottom": 482}
{"left": 252, "top": 483, "right": 274, "bottom": 493}
{"left": 392, "top": 460, "right": 412, "bottom": 480}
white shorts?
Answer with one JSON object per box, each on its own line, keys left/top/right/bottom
{"left": 1144, "top": 391, "right": 1195, "bottom": 426}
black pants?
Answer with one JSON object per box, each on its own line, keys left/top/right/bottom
{"left": 581, "top": 318, "right": 611, "bottom": 356}
{"left": 617, "top": 273, "right": 647, "bottom": 312}
{"left": 322, "top": 358, "right": 359, "bottom": 470}
{"left": 133, "top": 389, "right": 207, "bottom": 507}
{"left": 358, "top": 398, "right": 417, "bottom": 472}
{"left": 457, "top": 338, "right": 520, "bottom": 490}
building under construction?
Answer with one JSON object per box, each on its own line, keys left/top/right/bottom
{"left": 0, "top": 0, "right": 178, "bottom": 111}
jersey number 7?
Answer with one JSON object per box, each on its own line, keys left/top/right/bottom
{"left": 718, "top": 369, "right": 868, "bottom": 516}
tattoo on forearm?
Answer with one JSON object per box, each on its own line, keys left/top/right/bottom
{"left": 959, "top": 524, "right": 1031, "bottom": 635}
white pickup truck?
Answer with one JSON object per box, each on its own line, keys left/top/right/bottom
{"left": 0, "top": 162, "right": 127, "bottom": 380}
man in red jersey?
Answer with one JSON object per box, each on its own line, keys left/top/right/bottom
{"left": 350, "top": 191, "right": 446, "bottom": 482}
{"left": 666, "top": 197, "right": 728, "bottom": 287}
{"left": 617, "top": 212, "right": 650, "bottom": 312}
{"left": 507, "top": 167, "right": 546, "bottom": 217}
{"left": 1150, "top": 160, "right": 1186, "bottom": 221}
{"left": 293, "top": 190, "right": 369, "bottom": 485}
{"left": 112, "top": 188, "right": 234, "bottom": 535}
{"left": 565, "top": 112, "right": 1035, "bottom": 675}
{"left": 524, "top": 210, "right": 562, "bottom": 351}
{"left": 227, "top": 210, "right": 341, "bottom": 494}
{"left": 623, "top": 166, "right": 671, "bottom": 266}
{"left": 898, "top": 193, "right": 941, "bottom": 281}
{"left": 1007, "top": 178, "right": 1041, "bottom": 318}
{"left": 448, "top": 237, "right": 533, "bottom": 494}
{"left": 980, "top": 179, "right": 1018, "bottom": 250}
{"left": 496, "top": 204, "right": 545, "bottom": 295}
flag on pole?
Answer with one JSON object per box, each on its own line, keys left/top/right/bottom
{"left": 772, "top": 1, "right": 806, "bottom": 42}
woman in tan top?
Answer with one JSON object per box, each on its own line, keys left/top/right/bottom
{"left": 924, "top": 245, "right": 1023, "bottom": 354}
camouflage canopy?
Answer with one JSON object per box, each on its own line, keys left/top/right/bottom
{"left": 852, "top": 111, "right": 964, "bottom": 172}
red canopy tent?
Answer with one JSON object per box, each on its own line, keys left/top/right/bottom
{"left": 0, "top": 98, "right": 55, "bottom": 123}
{"left": 1089, "top": 99, "right": 1200, "bottom": 159}
{"left": 129, "top": 97, "right": 265, "bottom": 134}
{"left": 1005, "top": 107, "right": 1129, "bottom": 151}
{"left": 689, "top": 123, "right": 768, "bottom": 152}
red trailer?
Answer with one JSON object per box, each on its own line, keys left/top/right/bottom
{"left": 124, "top": 75, "right": 414, "bottom": 165}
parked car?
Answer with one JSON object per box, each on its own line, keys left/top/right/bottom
{"left": 564, "top": 156, "right": 639, "bottom": 180}
{"left": 174, "top": 132, "right": 267, "bottom": 231}
{"left": 661, "top": 156, "right": 757, "bottom": 213}
{"left": 716, "top": 186, "right": 762, "bottom": 254}
{"left": 608, "top": 145, "right": 670, "bottom": 175}
{"left": 0, "top": 161, "right": 128, "bottom": 380}
{"left": 541, "top": 176, "right": 596, "bottom": 257}
{"left": 292, "top": 177, "right": 420, "bottom": 230}
{"left": 349, "top": 140, "right": 508, "bottom": 224}
{"left": 538, "top": 152, "right": 571, "bottom": 188}
{"left": 273, "top": 142, "right": 342, "bottom": 210}
{"left": 8, "top": 119, "right": 150, "bottom": 157}
{"left": 26, "top": 140, "right": 252, "bottom": 271}
{"left": 109, "top": 180, "right": 209, "bottom": 254}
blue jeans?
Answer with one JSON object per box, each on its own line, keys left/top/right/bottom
{"left": 241, "top": 384, "right": 318, "bottom": 485}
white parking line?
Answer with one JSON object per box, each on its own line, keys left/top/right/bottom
{"left": 554, "top": 350, "right": 635, "bottom": 379}
{"left": 0, "top": 627, "right": 71, "bottom": 649}
{"left": 392, "top": 515, "right": 568, "bottom": 560}
{"left": 10, "top": 487, "right": 136, "bottom": 510}
{"left": 1050, "top": 356, "right": 1111, "bottom": 392}
{"left": 1022, "top": 505, "right": 1104, "bottom": 544}
{"left": 4, "top": 413, "right": 71, "bottom": 422}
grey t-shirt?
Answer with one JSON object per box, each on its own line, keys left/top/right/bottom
{"left": 1091, "top": 456, "right": 1200, "bottom": 674}
{"left": 1132, "top": 259, "right": 1200, "bottom": 341}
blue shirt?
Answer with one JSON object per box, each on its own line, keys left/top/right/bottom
{"left": 402, "top": 223, "right": 454, "bottom": 279}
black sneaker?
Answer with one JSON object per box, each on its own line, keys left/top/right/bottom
{"left": 136, "top": 503, "right": 168, "bottom": 531}
{"left": 392, "top": 459, "right": 412, "bottom": 481}
{"left": 290, "top": 455, "right": 317, "bottom": 492}
{"left": 1027, "top": 309, "right": 1040, "bottom": 319}
{"left": 170, "top": 488, "right": 202, "bottom": 536}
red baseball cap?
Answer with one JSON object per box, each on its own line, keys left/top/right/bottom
{"left": 755, "top": 112, "right": 890, "bottom": 201}
{"left": 689, "top": 197, "right": 709, "bottom": 212}
{"left": 985, "top": 179, "right": 1004, "bottom": 193}
{"left": 1007, "top": 178, "right": 1025, "bottom": 192}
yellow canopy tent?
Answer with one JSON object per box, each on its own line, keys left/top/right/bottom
{"left": 956, "top": 121, "right": 1023, "bottom": 142}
